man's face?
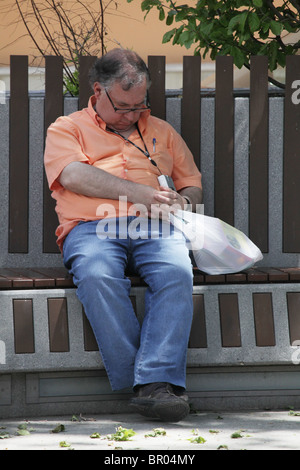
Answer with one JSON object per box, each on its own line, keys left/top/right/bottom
{"left": 93, "top": 78, "right": 148, "bottom": 133}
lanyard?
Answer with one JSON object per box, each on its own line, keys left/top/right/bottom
{"left": 106, "top": 124, "right": 162, "bottom": 174}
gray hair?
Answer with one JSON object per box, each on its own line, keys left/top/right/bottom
{"left": 89, "top": 48, "right": 151, "bottom": 91}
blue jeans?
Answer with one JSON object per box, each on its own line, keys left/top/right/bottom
{"left": 63, "top": 217, "right": 194, "bottom": 391}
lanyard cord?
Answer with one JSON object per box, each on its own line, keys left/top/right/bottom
{"left": 106, "top": 124, "right": 162, "bottom": 175}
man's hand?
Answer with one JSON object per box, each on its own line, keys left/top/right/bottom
{"left": 130, "top": 185, "right": 185, "bottom": 219}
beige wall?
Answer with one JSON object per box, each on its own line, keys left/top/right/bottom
{"left": 0, "top": 1, "right": 195, "bottom": 66}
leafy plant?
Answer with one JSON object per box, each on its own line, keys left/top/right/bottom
{"left": 128, "top": 0, "right": 300, "bottom": 88}
{"left": 107, "top": 426, "right": 136, "bottom": 441}
{"left": 144, "top": 427, "right": 167, "bottom": 437}
{"left": 59, "top": 440, "right": 72, "bottom": 448}
{"left": 51, "top": 424, "right": 65, "bottom": 433}
{"left": 90, "top": 432, "right": 101, "bottom": 439}
{"left": 16, "top": 423, "right": 35, "bottom": 435}
{"left": 188, "top": 428, "right": 206, "bottom": 444}
{"left": 231, "top": 431, "right": 244, "bottom": 439}
{"left": 188, "top": 435, "right": 206, "bottom": 444}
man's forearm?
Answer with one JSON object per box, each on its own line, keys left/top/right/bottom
{"left": 59, "top": 161, "right": 145, "bottom": 202}
{"left": 59, "top": 161, "right": 203, "bottom": 214}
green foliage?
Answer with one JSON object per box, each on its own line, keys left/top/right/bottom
{"left": 64, "top": 63, "right": 79, "bottom": 96}
{"left": 127, "top": 0, "right": 300, "bottom": 74}
{"left": 106, "top": 426, "right": 136, "bottom": 441}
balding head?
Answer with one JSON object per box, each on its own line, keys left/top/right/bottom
{"left": 89, "top": 48, "right": 151, "bottom": 91}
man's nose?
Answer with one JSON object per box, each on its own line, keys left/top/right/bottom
{"left": 123, "top": 110, "right": 140, "bottom": 122}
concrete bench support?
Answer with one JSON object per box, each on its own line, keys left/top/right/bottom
{"left": 1, "top": 279, "right": 300, "bottom": 417}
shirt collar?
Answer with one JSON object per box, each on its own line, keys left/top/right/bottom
{"left": 88, "top": 95, "right": 106, "bottom": 129}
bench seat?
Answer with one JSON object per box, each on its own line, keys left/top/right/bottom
{"left": 1, "top": 266, "right": 300, "bottom": 289}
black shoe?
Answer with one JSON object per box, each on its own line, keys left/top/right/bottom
{"left": 130, "top": 382, "right": 190, "bottom": 422}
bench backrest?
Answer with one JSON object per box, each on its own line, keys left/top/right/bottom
{"left": 1, "top": 55, "right": 300, "bottom": 268}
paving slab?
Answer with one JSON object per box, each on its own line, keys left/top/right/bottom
{"left": 1, "top": 410, "right": 300, "bottom": 452}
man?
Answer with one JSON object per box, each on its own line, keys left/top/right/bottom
{"left": 44, "top": 48, "right": 202, "bottom": 422}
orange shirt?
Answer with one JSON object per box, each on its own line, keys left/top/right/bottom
{"left": 44, "top": 95, "right": 202, "bottom": 251}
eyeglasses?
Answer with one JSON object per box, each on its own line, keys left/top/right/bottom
{"left": 105, "top": 88, "right": 150, "bottom": 114}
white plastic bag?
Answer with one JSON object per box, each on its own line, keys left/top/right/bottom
{"left": 169, "top": 210, "right": 263, "bottom": 275}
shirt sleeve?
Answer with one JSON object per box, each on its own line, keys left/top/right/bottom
{"left": 44, "top": 116, "right": 89, "bottom": 191}
{"left": 170, "top": 129, "right": 202, "bottom": 191}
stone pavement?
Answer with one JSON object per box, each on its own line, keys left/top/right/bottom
{"left": 0, "top": 410, "right": 300, "bottom": 451}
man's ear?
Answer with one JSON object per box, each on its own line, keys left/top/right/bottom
{"left": 93, "top": 82, "right": 102, "bottom": 99}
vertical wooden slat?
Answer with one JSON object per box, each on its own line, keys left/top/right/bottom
{"left": 48, "top": 298, "right": 69, "bottom": 352}
{"left": 253, "top": 293, "right": 275, "bottom": 346}
{"left": 147, "top": 56, "right": 166, "bottom": 120}
{"left": 249, "top": 56, "right": 269, "bottom": 253}
{"left": 9, "top": 56, "right": 29, "bottom": 253}
{"left": 181, "top": 56, "right": 201, "bottom": 170}
{"left": 189, "top": 294, "right": 207, "bottom": 348}
{"left": 13, "top": 299, "right": 34, "bottom": 354}
{"left": 215, "top": 56, "right": 234, "bottom": 224}
{"left": 287, "top": 292, "right": 300, "bottom": 345}
{"left": 43, "top": 56, "right": 63, "bottom": 254}
{"left": 130, "top": 295, "right": 137, "bottom": 315}
{"left": 219, "top": 293, "right": 241, "bottom": 347}
{"left": 79, "top": 55, "right": 97, "bottom": 110}
{"left": 283, "top": 56, "right": 300, "bottom": 252}
{"left": 82, "top": 310, "right": 98, "bottom": 352}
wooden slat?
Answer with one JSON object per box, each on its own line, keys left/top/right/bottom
{"left": 181, "top": 56, "right": 201, "bottom": 170}
{"left": 193, "top": 268, "right": 205, "bottom": 284}
{"left": 82, "top": 310, "right": 98, "bottom": 352}
{"left": 205, "top": 274, "right": 226, "bottom": 284}
{"left": 0, "top": 269, "right": 33, "bottom": 288}
{"left": 128, "top": 275, "right": 148, "bottom": 287}
{"left": 9, "top": 55, "right": 29, "bottom": 253}
{"left": 48, "top": 298, "right": 70, "bottom": 352}
{"left": 147, "top": 56, "right": 166, "bottom": 120}
{"left": 79, "top": 55, "right": 97, "bottom": 110}
{"left": 215, "top": 56, "right": 234, "bottom": 225}
{"left": 219, "top": 293, "right": 241, "bottom": 347}
{"left": 244, "top": 268, "right": 268, "bottom": 282}
{"left": 225, "top": 272, "right": 247, "bottom": 283}
{"left": 255, "top": 267, "right": 289, "bottom": 282}
{"left": 43, "top": 55, "right": 63, "bottom": 254}
{"left": 130, "top": 295, "right": 137, "bottom": 315}
{"left": 249, "top": 56, "right": 269, "bottom": 253}
{"left": 253, "top": 293, "right": 275, "bottom": 346}
{"left": 287, "top": 292, "right": 300, "bottom": 345}
{"left": 189, "top": 294, "right": 207, "bottom": 348}
{"left": 283, "top": 56, "right": 300, "bottom": 252}
{"left": 34, "top": 267, "right": 74, "bottom": 287}
{"left": 13, "top": 299, "right": 35, "bottom": 354}
{"left": 0, "top": 276, "right": 12, "bottom": 289}
{"left": 5, "top": 268, "right": 55, "bottom": 288}
{"left": 281, "top": 268, "right": 300, "bottom": 281}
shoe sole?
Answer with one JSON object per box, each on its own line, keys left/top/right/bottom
{"left": 130, "top": 398, "right": 190, "bottom": 423}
